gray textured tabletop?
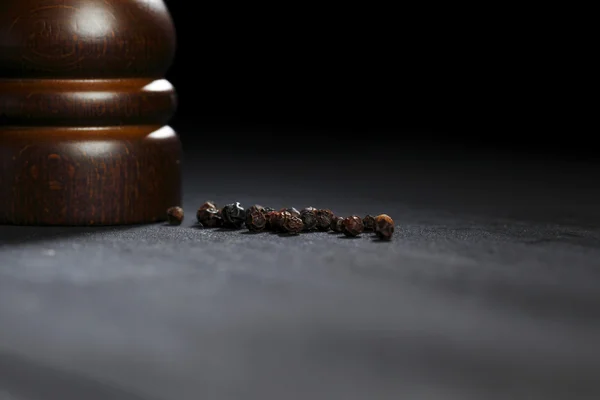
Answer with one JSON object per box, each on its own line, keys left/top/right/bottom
{"left": 1, "top": 138, "right": 600, "bottom": 400}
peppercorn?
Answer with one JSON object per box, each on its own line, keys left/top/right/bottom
{"left": 198, "top": 201, "right": 217, "bottom": 211}
{"left": 166, "top": 206, "right": 184, "bottom": 225}
{"left": 374, "top": 214, "right": 394, "bottom": 240}
{"left": 196, "top": 206, "right": 222, "bottom": 227}
{"left": 221, "top": 202, "right": 246, "bottom": 229}
{"left": 279, "top": 207, "right": 300, "bottom": 218}
{"left": 246, "top": 209, "right": 267, "bottom": 232}
{"left": 342, "top": 215, "right": 364, "bottom": 237}
{"left": 300, "top": 208, "right": 318, "bottom": 231}
{"left": 316, "top": 209, "right": 334, "bottom": 231}
{"left": 330, "top": 216, "right": 344, "bottom": 232}
{"left": 265, "top": 210, "right": 280, "bottom": 231}
{"left": 363, "top": 215, "right": 376, "bottom": 231}
{"left": 247, "top": 204, "right": 265, "bottom": 216}
{"left": 282, "top": 215, "right": 304, "bottom": 234}
{"left": 276, "top": 210, "right": 293, "bottom": 232}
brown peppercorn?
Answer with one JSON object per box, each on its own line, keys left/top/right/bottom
{"left": 280, "top": 207, "right": 300, "bottom": 217}
{"left": 198, "top": 201, "right": 217, "bottom": 211}
{"left": 265, "top": 210, "right": 279, "bottom": 231}
{"left": 316, "top": 209, "right": 335, "bottom": 231}
{"left": 166, "top": 206, "right": 184, "bottom": 225}
{"left": 246, "top": 209, "right": 267, "bottom": 232}
{"left": 330, "top": 216, "right": 344, "bottom": 232}
{"left": 247, "top": 204, "right": 265, "bottom": 215}
{"left": 300, "top": 208, "right": 318, "bottom": 231}
{"left": 363, "top": 215, "right": 376, "bottom": 231}
{"left": 282, "top": 215, "right": 304, "bottom": 234}
{"left": 196, "top": 206, "right": 222, "bottom": 227}
{"left": 342, "top": 215, "right": 364, "bottom": 237}
{"left": 374, "top": 214, "right": 394, "bottom": 240}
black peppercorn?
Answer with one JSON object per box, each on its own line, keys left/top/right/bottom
{"left": 374, "top": 214, "right": 394, "bottom": 240}
{"left": 196, "top": 206, "right": 222, "bottom": 227}
{"left": 246, "top": 209, "right": 267, "bottom": 232}
{"left": 300, "top": 208, "right": 317, "bottom": 231}
{"left": 363, "top": 215, "right": 376, "bottom": 231}
{"left": 342, "top": 215, "right": 364, "bottom": 237}
{"left": 166, "top": 206, "right": 184, "bottom": 225}
{"left": 316, "top": 209, "right": 334, "bottom": 231}
{"left": 330, "top": 216, "right": 344, "bottom": 232}
{"left": 283, "top": 215, "right": 304, "bottom": 234}
{"left": 279, "top": 207, "right": 300, "bottom": 218}
{"left": 221, "top": 202, "right": 246, "bottom": 229}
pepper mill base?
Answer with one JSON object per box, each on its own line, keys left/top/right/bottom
{"left": 0, "top": 126, "right": 181, "bottom": 226}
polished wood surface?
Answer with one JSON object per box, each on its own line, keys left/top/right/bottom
{"left": 0, "top": 0, "right": 181, "bottom": 225}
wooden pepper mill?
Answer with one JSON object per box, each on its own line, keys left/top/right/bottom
{"left": 0, "top": 0, "right": 181, "bottom": 225}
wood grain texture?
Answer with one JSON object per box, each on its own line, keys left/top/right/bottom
{"left": 0, "top": 0, "right": 181, "bottom": 225}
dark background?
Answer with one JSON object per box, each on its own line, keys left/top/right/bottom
{"left": 163, "top": 4, "right": 582, "bottom": 161}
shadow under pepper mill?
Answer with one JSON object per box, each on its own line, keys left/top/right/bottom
{"left": 0, "top": 0, "right": 181, "bottom": 225}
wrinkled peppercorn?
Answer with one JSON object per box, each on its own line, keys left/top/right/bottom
{"left": 342, "top": 215, "right": 364, "bottom": 237}
{"left": 246, "top": 208, "right": 267, "bottom": 231}
{"left": 266, "top": 210, "right": 285, "bottom": 231}
{"left": 300, "top": 208, "right": 317, "bottom": 231}
{"left": 316, "top": 209, "right": 335, "bottom": 231}
{"left": 166, "top": 206, "right": 184, "bottom": 225}
{"left": 330, "top": 216, "right": 344, "bottom": 232}
{"left": 363, "top": 215, "right": 376, "bottom": 231}
{"left": 280, "top": 207, "right": 300, "bottom": 217}
{"left": 247, "top": 204, "right": 265, "bottom": 215}
{"left": 283, "top": 215, "right": 304, "bottom": 234}
{"left": 374, "top": 214, "right": 394, "bottom": 240}
{"left": 198, "top": 201, "right": 217, "bottom": 211}
{"left": 197, "top": 206, "right": 222, "bottom": 227}
{"left": 221, "top": 202, "right": 246, "bottom": 229}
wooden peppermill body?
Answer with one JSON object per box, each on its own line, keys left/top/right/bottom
{"left": 0, "top": 0, "right": 181, "bottom": 225}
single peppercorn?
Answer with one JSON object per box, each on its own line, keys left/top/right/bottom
{"left": 247, "top": 204, "right": 265, "bottom": 215}
{"left": 166, "top": 206, "right": 184, "bottom": 225}
{"left": 374, "top": 214, "right": 394, "bottom": 240}
{"left": 316, "top": 209, "right": 335, "bottom": 231}
{"left": 196, "top": 206, "right": 222, "bottom": 227}
{"left": 342, "top": 215, "right": 364, "bottom": 237}
{"left": 221, "top": 202, "right": 246, "bottom": 229}
{"left": 277, "top": 210, "right": 293, "bottom": 232}
{"left": 330, "top": 216, "right": 344, "bottom": 232}
{"left": 363, "top": 215, "right": 376, "bottom": 231}
{"left": 283, "top": 215, "right": 304, "bottom": 234}
{"left": 279, "top": 207, "right": 300, "bottom": 217}
{"left": 246, "top": 209, "right": 267, "bottom": 232}
{"left": 265, "top": 210, "right": 280, "bottom": 231}
{"left": 198, "top": 201, "right": 217, "bottom": 211}
{"left": 300, "top": 208, "right": 318, "bottom": 231}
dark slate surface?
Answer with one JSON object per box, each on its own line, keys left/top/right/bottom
{"left": 1, "top": 140, "right": 600, "bottom": 400}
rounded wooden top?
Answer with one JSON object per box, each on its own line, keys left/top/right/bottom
{"left": 0, "top": 0, "right": 176, "bottom": 78}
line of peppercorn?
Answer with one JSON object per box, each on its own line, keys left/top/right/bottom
{"left": 184, "top": 201, "right": 395, "bottom": 240}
